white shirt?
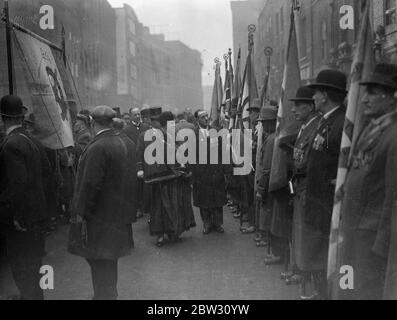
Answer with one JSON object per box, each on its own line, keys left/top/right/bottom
{"left": 96, "top": 128, "right": 112, "bottom": 137}
{"left": 6, "top": 125, "right": 23, "bottom": 136}
{"left": 297, "top": 115, "right": 319, "bottom": 139}
{"left": 322, "top": 105, "right": 341, "bottom": 120}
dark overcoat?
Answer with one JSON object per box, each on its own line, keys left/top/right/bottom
{"left": 68, "top": 129, "right": 134, "bottom": 260}
{"left": 334, "top": 114, "right": 397, "bottom": 300}
{"left": 124, "top": 122, "right": 150, "bottom": 145}
{"left": 191, "top": 126, "right": 230, "bottom": 209}
{"left": 0, "top": 127, "right": 51, "bottom": 228}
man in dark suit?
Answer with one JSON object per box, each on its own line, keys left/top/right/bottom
{"left": 0, "top": 95, "right": 51, "bottom": 300}
{"left": 68, "top": 105, "right": 135, "bottom": 300}
{"left": 334, "top": 64, "right": 397, "bottom": 300}
{"left": 304, "top": 70, "right": 347, "bottom": 299}
{"left": 191, "top": 110, "right": 230, "bottom": 234}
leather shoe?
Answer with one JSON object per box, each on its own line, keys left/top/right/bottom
{"left": 285, "top": 274, "right": 304, "bottom": 286}
{"left": 203, "top": 228, "right": 211, "bottom": 235}
{"left": 264, "top": 254, "right": 283, "bottom": 265}
{"left": 215, "top": 226, "right": 224, "bottom": 234}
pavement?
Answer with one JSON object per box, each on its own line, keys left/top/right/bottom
{"left": 0, "top": 207, "right": 299, "bottom": 300}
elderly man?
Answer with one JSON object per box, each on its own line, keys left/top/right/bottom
{"left": 0, "top": 95, "right": 51, "bottom": 300}
{"left": 191, "top": 110, "right": 230, "bottom": 234}
{"left": 304, "top": 69, "right": 347, "bottom": 299}
{"left": 68, "top": 106, "right": 135, "bottom": 300}
{"left": 334, "top": 64, "right": 397, "bottom": 300}
{"left": 288, "top": 86, "right": 321, "bottom": 295}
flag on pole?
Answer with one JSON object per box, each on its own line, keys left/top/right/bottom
{"left": 269, "top": 6, "right": 301, "bottom": 192}
{"left": 240, "top": 35, "right": 258, "bottom": 129}
{"left": 231, "top": 48, "right": 242, "bottom": 130}
{"left": 327, "top": 0, "right": 375, "bottom": 281}
{"left": 210, "top": 61, "right": 223, "bottom": 127}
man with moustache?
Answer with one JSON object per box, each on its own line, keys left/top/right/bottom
{"left": 334, "top": 64, "right": 397, "bottom": 300}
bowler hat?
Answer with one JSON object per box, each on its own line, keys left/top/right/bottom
{"left": 91, "top": 105, "right": 117, "bottom": 122}
{"left": 289, "top": 86, "right": 316, "bottom": 102}
{"left": 308, "top": 69, "right": 347, "bottom": 93}
{"left": 141, "top": 108, "right": 151, "bottom": 118}
{"left": 150, "top": 107, "right": 162, "bottom": 120}
{"left": 0, "top": 95, "right": 28, "bottom": 118}
{"left": 259, "top": 106, "right": 278, "bottom": 121}
{"left": 360, "top": 63, "right": 397, "bottom": 91}
{"left": 247, "top": 98, "right": 261, "bottom": 112}
{"left": 158, "top": 111, "right": 175, "bottom": 126}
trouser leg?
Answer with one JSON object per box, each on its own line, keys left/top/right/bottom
{"left": 211, "top": 207, "right": 224, "bottom": 228}
{"left": 7, "top": 229, "right": 44, "bottom": 300}
{"left": 199, "top": 208, "right": 211, "bottom": 230}
{"left": 87, "top": 259, "right": 118, "bottom": 300}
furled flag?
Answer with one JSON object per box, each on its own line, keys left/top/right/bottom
{"left": 210, "top": 61, "right": 223, "bottom": 128}
{"left": 231, "top": 48, "right": 242, "bottom": 130}
{"left": 269, "top": 6, "right": 301, "bottom": 192}
{"left": 327, "top": 0, "right": 374, "bottom": 284}
{"left": 239, "top": 33, "right": 259, "bottom": 129}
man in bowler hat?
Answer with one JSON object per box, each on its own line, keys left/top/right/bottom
{"left": 304, "top": 69, "right": 347, "bottom": 299}
{"left": 0, "top": 95, "right": 51, "bottom": 300}
{"left": 334, "top": 63, "right": 397, "bottom": 300}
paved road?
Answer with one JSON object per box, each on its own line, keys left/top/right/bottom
{"left": 1, "top": 207, "right": 298, "bottom": 300}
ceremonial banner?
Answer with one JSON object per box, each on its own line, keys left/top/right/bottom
{"left": 269, "top": 7, "right": 301, "bottom": 192}
{"left": 210, "top": 62, "right": 223, "bottom": 128}
{"left": 13, "top": 29, "right": 74, "bottom": 149}
{"left": 327, "top": 0, "right": 374, "bottom": 283}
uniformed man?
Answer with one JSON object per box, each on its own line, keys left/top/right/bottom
{"left": 68, "top": 106, "right": 135, "bottom": 300}
{"left": 305, "top": 69, "right": 347, "bottom": 299}
{"left": 334, "top": 63, "right": 397, "bottom": 300}
{"left": 0, "top": 95, "right": 51, "bottom": 300}
{"left": 289, "top": 86, "right": 321, "bottom": 296}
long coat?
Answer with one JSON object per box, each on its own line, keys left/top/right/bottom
{"left": 124, "top": 122, "right": 150, "bottom": 145}
{"left": 304, "top": 107, "right": 345, "bottom": 271}
{"left": 0, "top": 127, "right": 51, "bottom": 228}
{"left": 334, "top": 113, "right": 397, "bottom": 300}
{"left": 191, "top": 126, "right": 230, "bottom": 209}
{"left": 68, "top": 129, "right": 134, "bottom": 260}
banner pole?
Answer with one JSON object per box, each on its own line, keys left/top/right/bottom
{"left": 4, "top": 0, "right": 14, "bottom": 94}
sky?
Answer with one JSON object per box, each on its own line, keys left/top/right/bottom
{"left": 108, "top": 0, "right": 233, "bottom": 86}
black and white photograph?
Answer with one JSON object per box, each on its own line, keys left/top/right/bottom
{"left": 0, "top": 0, "right": 397, "bottom": 306}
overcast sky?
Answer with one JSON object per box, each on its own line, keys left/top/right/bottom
{"left": 108, "top": 0, "right": 233, "bottom": 86}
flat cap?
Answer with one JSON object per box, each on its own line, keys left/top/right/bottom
{"left": 91, "top": 105, "right": 117, "bottom": 121}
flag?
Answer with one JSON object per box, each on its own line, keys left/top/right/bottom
{"left": 327, "top": 0, "right": 375, "bottom": 281}
{"left": 231, "top": 48, "right": 242, "bottom": 130}
{"left": 240, "top": 38, "right": 258, "bottom": 129}
{"left": 269, "top": 6, "right": 301, "bottom": 192}
{"left": 12, "top": 29, "right": 74, "bottom": 149}
{"left": 210, "top": 62, "right": 223, "bottom": 127}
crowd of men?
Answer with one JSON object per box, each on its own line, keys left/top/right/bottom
{"left": 1, "top": 63, "right": 397, "bottom": 300}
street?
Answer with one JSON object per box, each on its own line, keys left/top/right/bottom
{"left": 1, "top": 207, "right": 298, "bottom": 300}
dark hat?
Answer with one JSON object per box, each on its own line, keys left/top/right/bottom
{"left": 259, "top": 106, "right": 278, "bottom": 121}
{"left": 141, "top": 108, "right": 151, "bottom": 118}
{"left": 158, "top": 111, "right": 175, "bottom": 126}
{"left": 308, "top": 69, "right": 347, "bottom": 93}
{"left": 289, "top": 86, "right": 316, "bottom": 102}
{"left": 91, "top": 105, "right": 117, "bottom": 122}
{"left": 360, "top": 63, "right": 397, "bottom": 91}
{"left": 150, "top": 107, "right": 162, "bottom": 120}
{"left": 247, "top": 98, "right": 261, "bottom": 112}
{"left": 0, "top": 95, "right": 28, "bottom": 117}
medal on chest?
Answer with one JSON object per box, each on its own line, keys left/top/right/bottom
{"left": 312, "top": 126, "right": 328, "bottom": 151}
{"left": 293, "top": 147, "right": 304, "bottom": 164}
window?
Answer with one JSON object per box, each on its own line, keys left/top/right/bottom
{"left": 129, "top": 41, "right": 136, "bottom": 56}
{"left": 385, "top": 0, "right": 397, "bottom": 25}
{"left": 321, "top": 21, "right": 328, "bottom": 60}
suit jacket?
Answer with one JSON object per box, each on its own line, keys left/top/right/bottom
{"left": 124, "top": 122, "right": 150, "bottom": 145}
{"left": 69, "top": 129, "right": 133, "bottom": 260}
{"left": 0, "top": 127, "right": 51, "bottom": 228}
{"left": 305, "top": 106, "right": 345, "bottom": 232}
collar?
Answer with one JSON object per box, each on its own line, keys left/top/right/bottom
{"left": 6, "top": 125, "right": 23, "bottom": 136}
{"left": 132, "top": 121, "right": 140, "bottom": 127}
{"left": 96, "top": 128, "right": 112, "bottom": 137}
{"left": 322, "top": 106, "right": 341, "bottom": 120}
